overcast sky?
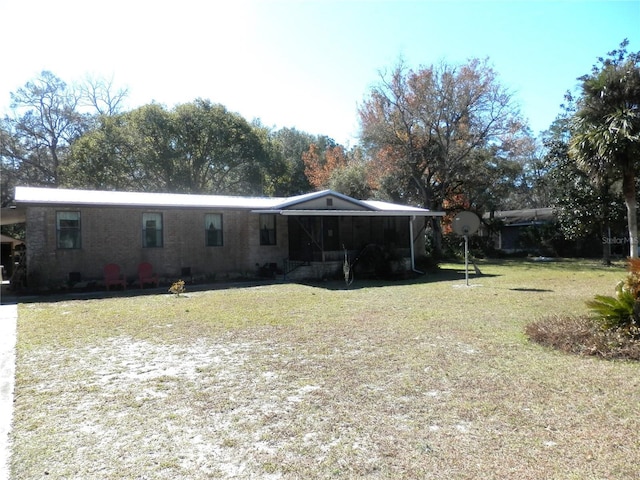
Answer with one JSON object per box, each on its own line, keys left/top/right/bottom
{"left": 1, "top": 0, "right": 639, "bottom": 145}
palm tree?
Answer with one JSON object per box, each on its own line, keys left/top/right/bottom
{"left": 569, "top": 40, "right": 640, "bottom": 258}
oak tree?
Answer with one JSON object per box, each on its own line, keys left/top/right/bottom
{"left": 302, "top": 143, "right": 347, "bottom": 190}
{"left": 359, "top": 58, "right": 525, "bottom": 254}
{"left": 68, "top": 100, "right": 270, "bottom": 195}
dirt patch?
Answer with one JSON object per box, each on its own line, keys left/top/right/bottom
{"left": 11, "top": 270, "right": 640, "bottom": 479}
{"left": 24, "top": 335, "right": 314, "bottom": 478}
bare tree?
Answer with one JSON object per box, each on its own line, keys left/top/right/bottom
{"left": 78, "top": 74, "right": 129, "bottom": 116}
{"left": 2, "top": 71, "right": 88, "bottom": 187}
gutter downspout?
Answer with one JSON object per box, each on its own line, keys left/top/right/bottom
{"left": 410, "top": 215, "right": 424, "bottom": 274}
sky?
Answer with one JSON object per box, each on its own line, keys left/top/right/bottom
{"left": 1, "top": 0, "right": 639, "bottom": 145}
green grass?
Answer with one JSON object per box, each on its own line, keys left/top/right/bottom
{"left": 10, "top": 259, "right": 640, "bottom": 479}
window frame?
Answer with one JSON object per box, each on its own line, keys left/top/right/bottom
{"left": 56, "top": 211, "right": 81, "bottom": 249}
{"left": 205, "top": 213, "right": 223, "bottom": 247}
{"left": 259, "top": 214, "right": 277, "bottom": 246}
{"left": 142, "top": 212, "right": 163, "bottom": 248}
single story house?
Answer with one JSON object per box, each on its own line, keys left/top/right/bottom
{"left": 481, "top": 208, "right": 555, "bottom": 253}
{"left": 10, "top": 186, "right": 444, "bottom": 288}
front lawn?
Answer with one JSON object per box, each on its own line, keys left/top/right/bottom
{"left": 11, "top": 259, "right": 640, "bottom": 479}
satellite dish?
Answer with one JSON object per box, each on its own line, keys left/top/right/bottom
{"left": 452, "top": 211, "right": 481, "bottom": 286}
{"left": 452, "top": 211, "right": 480, "bottom": 236}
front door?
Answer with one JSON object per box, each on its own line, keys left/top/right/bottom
{"left": 288, "top": 216, "right": 340, "bottom": 262}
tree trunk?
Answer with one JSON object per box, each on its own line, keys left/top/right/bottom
{"left": 625, "top": 196, "right": 638, "bottom": 258}
{"left": 623, "top": 170, "right": 638, "bottom": 258}
{"left": 600, "top": 182, "right": 612, "bottom": 265}
{"left": 412, "top": 172, "right": 443, "bottom": 258}
{"left": 601, "top": 223, "right": 611, "bottom": 266}
{"left": 430, "top": 217, "right": 443, "bottom": 258}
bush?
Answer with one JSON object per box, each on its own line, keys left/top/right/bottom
{"left": 585, "top": 258, "right": 640, "bottom": 336}
{"left": 527, "top": 257, "right": 640, "bottom": 360}
{"left": 586, "top": 288, "right": 637, "bottom": 331}
{"left": 168, "top": 279, "right": 186, "bottom": 296}
{"left": 525, "top": 315, "right": 640, "bottom": 361}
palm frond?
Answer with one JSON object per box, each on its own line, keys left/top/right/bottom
{"left": 585, "top": 290, "right": 636, "bottom": 330}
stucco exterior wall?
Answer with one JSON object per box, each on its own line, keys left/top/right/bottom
{"left": 25, "top": 206, "right": 288, "bottom": 287}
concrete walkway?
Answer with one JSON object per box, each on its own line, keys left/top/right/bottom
{"left": 0, "top": 302, "right": 17, "bottom": 480}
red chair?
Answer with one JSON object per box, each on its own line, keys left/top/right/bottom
{"left": 104, "top": 263, "right": 127, "bottom": 290}
{"left": 138, "top": 262, "right": 159, "bottom": 289}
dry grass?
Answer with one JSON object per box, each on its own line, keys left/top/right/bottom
{"left": 10, "top": 259, "right": 640, "bottom": 479}
{"left": 526, "top": 315, "right": 640, "bottom": 360}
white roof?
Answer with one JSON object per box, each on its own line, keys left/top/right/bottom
{"left": 362, "top": 199, "right": 431, "bottom": 212}
{"left": 15, "top": 186, "right": 286, "bottom": 209}
{"left": 14, "top": 186, "right": 443, "bottom": 216}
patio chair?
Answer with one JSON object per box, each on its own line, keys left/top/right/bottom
{"left": 138, "top": 262, "right": 159, "bottom": 289}
{"left": 104, "top": 263, "right": 127, "bottom": 290}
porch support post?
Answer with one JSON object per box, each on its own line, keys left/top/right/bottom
{"left": 321, "top": 217, "right": 325, "bottom": 263}
{"left": 410, "top": 216, "right": 423, "bottom": 274}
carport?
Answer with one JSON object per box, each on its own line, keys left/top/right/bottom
{"left": 0, "top": 207, "right": 26, "bottom": 286}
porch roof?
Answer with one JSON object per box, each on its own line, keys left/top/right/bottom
{"left": 253, "top": 209, "right": 444, "bottom": 217}
{"left": 258, "top": 190, "right": 444, "bottom": 216}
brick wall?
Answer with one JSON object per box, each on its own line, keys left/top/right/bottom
{"left": 26, "top": 206, "right": 289, "bottom": 287}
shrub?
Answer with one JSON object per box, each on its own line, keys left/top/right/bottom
{"left": 585, "top": 258, "right": 640, "bottom": 336}
{"left": 168, "top": 279, "right": 186, "bottom": 297}
{"left": 527, "top": 257, "right": 640, "bottom": 360}
{"left": 585, "top": 288, "right": 637, "bottom": 331}
{"left": 525, "top": 315, "right": 640, "bottom": 361}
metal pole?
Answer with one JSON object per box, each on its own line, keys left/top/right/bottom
{"left": 465, "top": 234, "right": 469, "bottom": 286}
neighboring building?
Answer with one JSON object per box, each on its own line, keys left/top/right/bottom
{"left": 481, "top": 208, "right": 555, "bottom": 253}
{"left": 11, "top": 186, "right": 444, "bottom": 288}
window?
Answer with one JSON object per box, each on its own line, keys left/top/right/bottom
{"left": 259, "top": 214, "right": 276, "bottom": 245}
{"left": 205, "top": 214, "right": 223, "bottom": 246}
{"left": 56, "top": 211, "right": 81, "bottom": 249}
{"left": 143, "top": 213, "right": 163, "bottom": 248}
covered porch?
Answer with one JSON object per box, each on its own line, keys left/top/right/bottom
{"left": 253, "top": 191, "right": 443, "bottom": 281}
{"left": 284, "top": 213, "right": 421, "bottom": 280}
